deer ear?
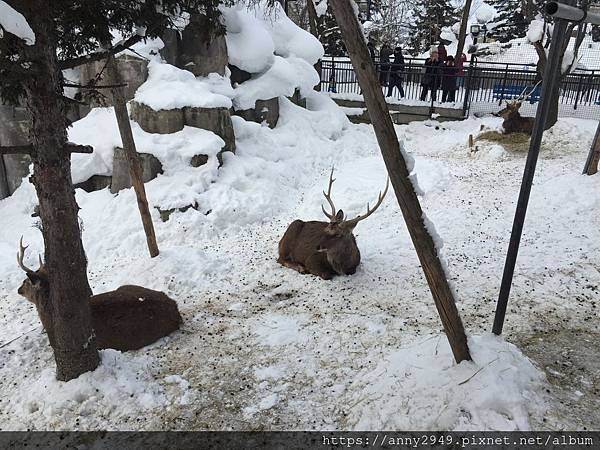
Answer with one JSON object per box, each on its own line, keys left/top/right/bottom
{"left": 26, "top": 271, "right": 48, "bottom": 286}
{"left": 335, "top": 210, "right": 344, "bottom": 222}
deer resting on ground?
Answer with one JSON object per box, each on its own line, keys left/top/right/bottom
{"left": 495, "top": 100, "right": 534, "bottom": 135}
{"left": 17, "top": 239, "right": 182, "bottom": 351}
{"left": 278, "top": 169, "right": 389, "bottom": 280}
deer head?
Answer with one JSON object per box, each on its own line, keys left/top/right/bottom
{"left": 16, "top": 237, "right": 49, "bottom": 307}
{"left": 495, "top": 100, "right": 522, "bottom": 119}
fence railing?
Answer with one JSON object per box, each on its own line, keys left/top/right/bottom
{"left": 319, "top": 56, "right": 600, "bottom": 120}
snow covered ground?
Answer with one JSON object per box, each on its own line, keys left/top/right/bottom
{"left": 0, "top": 94, "right": 598, "bottom": 431}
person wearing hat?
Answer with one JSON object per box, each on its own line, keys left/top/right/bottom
{"left": 420, "top": 49, "right": 442, "bottom": 102}
{"left": 387, "top": 46, "right": 405, "bottom": 98}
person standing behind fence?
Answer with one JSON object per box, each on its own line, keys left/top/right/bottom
{"left": 379, "top": 43, "right": 392, "bottom": 86}
{"left": 437, "top": 42, "right": 448, "bottom": 61}
{"left": 387, "top": 46, "right": 405, "bottom": 98}
{"left": 420, "top": 49, "right": 442, "bottom": 102}
{"left": 456, "top": 53, "right": 467, "bottom": 87}
{"left": 441, "top": 55, "right": 459, "bottom": 103}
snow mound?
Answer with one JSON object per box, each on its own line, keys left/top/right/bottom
{"left": 233, "top": 56, "right": 319, "bottom": 109}
{"left": 223, "top": 0, "right": 323, "bottom": 110}
{"left": 68, "top": 107, "right": 224, "bottom": 210}
{"left": 527, "top": 19, "right": 545, "bottom": 44}
{"left": 254, "top": 1, "right": 324, "bottom": 64}
{"left": 0, "top": 1, "right": 35, "bottom": 45}
{"left": 345, "top": 334, "right": 548, "bottom": 430}
{"left": 134, "top": 61, "right": 233, "bottom": 111}
{"left": 221, "top": 5, "right": 275, "bottom": 73}
{"left": 12, "top": 349, "right": 168, "bottom": 429}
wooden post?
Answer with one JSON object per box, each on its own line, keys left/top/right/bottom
{"left": 105, "top": 55, "right": 159, "bottom": 257}
{"left": 329, "top": 0, "right": 471, "bottom": 363}
{"left": 583, "top": 121, "right": 600, "bottom": 175}
{"left": 492, "top": 12, "right": 569, "bottom": 335}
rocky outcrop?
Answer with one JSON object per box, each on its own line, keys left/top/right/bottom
{"left": 110, "top": 147, "right": 163, "bottom": 193}
{"left": 184, "top": 106, "right": 236, "bottom": 155}
{"left": 234, "top": 98, "right": 279, "bottom": 129}
{"left": 130, "top": 101, "right": 185, "bottom": 134}
{"left": 179, "top": 14, "right": 228, "bottom": 77}
{"left": 79, "top": 54, "right": 149, "bottom": 106}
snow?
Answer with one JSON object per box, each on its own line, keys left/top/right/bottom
{"left": 1, "top": 1, "right": 599, "bottom": 432}
{"left": 232, "top": 56, "right": 320, "bottom": 110}
{"left": 0, "top": 1, "right": 35, "bottom": 45}
{"left": 68, "top": 107, "right": 225, "bottom": 210}
{"left": 526, "top": 19, "right": 545, "bottom": 44}
{"left": 347, "top": 334, "right": 546, "bottom": 430}
{"left": 134, "top": 61, "right": 233, "bottom": 111}
{"left": 2, "top": 95, "right": 598, "bottom": 430}
{"left": 475, "top": 2, "right": 497, "bottom": 24}
{"left": 315, "top": 0, "right": 328, "bottom": 17}
{"left": 254, "top": 1, "right": 324, "bottom": 65}
{"left": 221, "top": 5, "right": 275, "bottom": 74}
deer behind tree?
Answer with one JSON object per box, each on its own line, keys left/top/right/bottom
{"left": 278, "top": 169, "right": 389, "bottom": 280}
{"left": 17, "top": 239, "right": 182, "bottom": 352}
{"left": 496, "top": 100, "right": 535, "bottom": 135}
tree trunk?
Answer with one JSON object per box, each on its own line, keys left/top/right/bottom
{"left": 22, "top": 0, "right": 99, "bottom": 380}
{"left": 329, "top": 0, "right": 471, "bottom": 363}
{"left": 104, "top": 55, "right": 159, "bottom": 258}
{"left": 306, "top": 0, "right": 323, "bottom": 91}
{"left": 455, "top": 0, "right": 473, "bottom": 61}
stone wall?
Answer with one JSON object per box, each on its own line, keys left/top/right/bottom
{"left": 0, "top": 104, "right": 31, "bottom": 199}
{"left": 79, "top": 54, "right": 149, "bottom": 106}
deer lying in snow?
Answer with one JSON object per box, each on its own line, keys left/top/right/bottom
{"left": 495, "top": 100, "right": 534, "bottom": 135}
{"left": 278, "top": 169, "right": 389, "bottom": 280}
{"left": 17, "top": 239, "right": 182, "bottom": 351}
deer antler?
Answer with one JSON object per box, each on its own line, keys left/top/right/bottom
{"left": 343, "top": 177, "right": 390, "bottom": 228}
{"left": 17, "top": 237, "right": 43, "bottom": 274}
{"left": 321, "top": 167, "right": 339, "bottom": 222}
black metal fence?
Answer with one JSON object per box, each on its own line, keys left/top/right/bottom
{"left": 319, "top": 56, "right": 600, "bottom": 120}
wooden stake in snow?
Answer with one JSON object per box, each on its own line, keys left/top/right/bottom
{"left": 329, "top": 0, "right": 471, "bottom": 363}
{"left": 583, "top": 121, "right": 600, "bottom": 175}
{"left": 105, "top": 55, "right": 159, "bottom": 258}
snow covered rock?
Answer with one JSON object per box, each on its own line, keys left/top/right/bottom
{"left": 130, "top": 101, "right": 185, "bottom": 134}
{"left": 184, "top": 106, "right": 236, "bottom": 157}
{"left": 110, "top": 147, "right": 163, "bottom": 193}
{"left": 234, "top": 97, "right": 279, "bottom": 129}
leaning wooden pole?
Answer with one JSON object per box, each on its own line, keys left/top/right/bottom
{"left": 329, "top": 0, "right": 471, "bottom": 363}
{"left": 583, "top": 121, "right": 600, "bottom": 175}
{"left": 105, "top": 55, "right": 159, "bottom": 257}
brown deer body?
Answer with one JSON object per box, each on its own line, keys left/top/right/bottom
{"left": 278, "top": 169, "right": 389, "bottom": 280}
{"left": 496, "top": 100, "right": 534, "bottom": 135}
{"left": 17, "top": 240, "right": 182, "bottom": 352}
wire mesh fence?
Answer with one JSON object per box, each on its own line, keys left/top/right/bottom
{"left": 319, "top": 56, "right": 600, "bottom": 120}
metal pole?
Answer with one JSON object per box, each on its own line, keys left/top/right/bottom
{"left": 492, "top": 9, "right": 570, "bottom": 335}
{"left": 545, "top": 2, "right": 600, "bottom": 25}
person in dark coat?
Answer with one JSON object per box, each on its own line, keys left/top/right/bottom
{"left": 419, "top": 49, "right": 442, "bottom": 101}
{"left": 367, "top": 40, "right": 376, "bottom": 62}
{"left": 379, "top": 43, "right": 392, "bottom": 86}
{"left": 387, "top": 46, "right": 405, "bottom": 98}
{"left": 437, "top": 43, "right": 447, "bottom": 61}
{"left": 441, "top": 55, "right": 459, "bottom": 102}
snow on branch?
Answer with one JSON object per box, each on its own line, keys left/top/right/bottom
{"left": 0, "top": 0, "right": 35, "bottom": 45}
